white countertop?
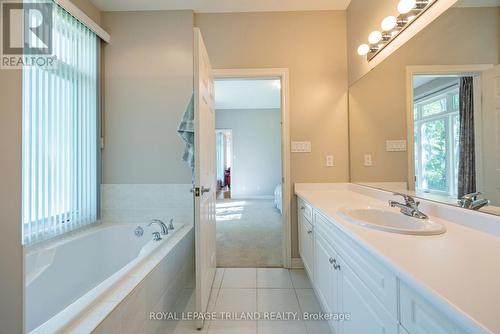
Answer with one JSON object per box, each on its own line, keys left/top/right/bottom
{"left": 295, "top": 183, "right": 500, "bottom": 334}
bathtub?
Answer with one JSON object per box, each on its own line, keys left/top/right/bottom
{"left": 25, "top": 221, "right": 192, "bottom": 333}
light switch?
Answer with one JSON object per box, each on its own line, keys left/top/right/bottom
{"left": 291, "top": 141, "right": 312, "bottom": 153}
{"left": 364, "top": 154, "right": 372, "bottom": 167}
{"left": 326, "top": 155, "right": 335, "bottom": 167}
{"left": 386, "top": 140, "right": 407, "bottom": 152}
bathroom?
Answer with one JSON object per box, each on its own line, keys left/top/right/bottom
{"left": 0, "top": 0, "right": 499, "bottom": 333}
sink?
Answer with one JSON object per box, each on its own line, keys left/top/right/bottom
{"left": 338, "top": 206, "right": 446, "bottom": 235}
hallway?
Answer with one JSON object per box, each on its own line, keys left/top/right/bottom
{"left": 216, "top": 199, "right": 282, "bottom": 267}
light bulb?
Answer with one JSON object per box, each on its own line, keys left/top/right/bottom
{"left": 381, "top": 16, "right": 397, "bottom": 31}
{"left": 398, "top": 0, "right": 416, "bottom": 14}
{"left": 368, "top": 31, "right": 382, "bottom": 44}
{"left": 357, "top": 44, "right": 370, "bottom": 56}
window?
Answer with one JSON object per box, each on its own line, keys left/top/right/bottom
{"left": 414, "top": 85, "right": 460, "bottom": 197}
{"left": 22, "top": 4, "right": 99, "bottom": 244}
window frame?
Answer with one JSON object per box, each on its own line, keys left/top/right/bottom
{"left": 414, "top": 85, "right": 460, "bottom": 197}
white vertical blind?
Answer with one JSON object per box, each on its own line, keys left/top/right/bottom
{"left": 22, "top": 3, "right": 98, "bottom": 244}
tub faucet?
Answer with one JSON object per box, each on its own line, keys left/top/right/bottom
{"left": 148, "top": 219, "right": 169, "bottom": 235}
{"left": 458, "top": 192, "right": 490, "bottom": 210}
{"left": 389, "top": 193, "right": 428, "bottom": 220}
{"left": 152, "top": 231, "right": 162, "bottom": 241}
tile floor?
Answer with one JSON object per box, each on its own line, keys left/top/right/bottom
{"left": 163, "top": 268, "right": 331, "bottom": 334}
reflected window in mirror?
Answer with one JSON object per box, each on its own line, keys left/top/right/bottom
{"left": 413, "top": 77, "right": 460, "bottom": 198}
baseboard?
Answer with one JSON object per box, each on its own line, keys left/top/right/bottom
{"left": 291, "top": 257, "right": 304, "bottom": 269}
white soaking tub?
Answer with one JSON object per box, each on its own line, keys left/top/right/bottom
{"left": 25, "top": 221, "right": 188, "bottom": 333}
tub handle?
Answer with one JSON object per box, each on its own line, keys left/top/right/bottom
{"left": 134, "top": 226, "right": 144, "bottom": 237}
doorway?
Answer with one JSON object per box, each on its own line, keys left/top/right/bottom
{"left": 213, "top": 70, "right": 291, "bottom": 268}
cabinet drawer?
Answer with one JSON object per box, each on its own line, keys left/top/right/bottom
{"left": 400, "top": 282, "right": 470, "bottom": 334}
{"left": 314, "top": 211, "right": 398, "bottom": 318}
{"left": 298, "top": 197, "right": 312, "bottom": 223}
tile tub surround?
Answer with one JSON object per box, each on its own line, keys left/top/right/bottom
{"left": 295, "top": 183, "right": 500, "bottom": 333}
{"left": 64, "top": 226, "right": 194, "bottom": 334}
{"left": 100, "top": 184, "right": 194, "bottom": 225}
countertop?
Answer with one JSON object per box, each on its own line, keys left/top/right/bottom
{"left": 295, "top": 183, "right": 500, "bottom": 334}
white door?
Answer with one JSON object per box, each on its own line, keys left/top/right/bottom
{"left": 481, "top": 65, "right": 500, "bottom": 205}
{"left": 194, "top": 27, "right": 217, "bottom": 330}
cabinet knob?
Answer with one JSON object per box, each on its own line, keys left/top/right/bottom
{"left": 300, "top": 206, "right": 305, "bottom": 210}
{"left": 307, "top": 230, "right": 313, "bottom": 234}
{"left": 329, "top": 257, "right": 334, "bottom": 264}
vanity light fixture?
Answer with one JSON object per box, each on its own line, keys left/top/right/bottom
{"left": 381, "top": 16, "right": 397, "bottom": 31}
{"left": 357, "top": 0, "right": 437, "bottom": 61}
{"left": 357, "top": 44, "right": 370, "bottom": 56}
{"left": 368, "top": 31, "right": 382, "bottom": 44}
{"left": 397, "top": 0, "right": 416, "bottom": 14}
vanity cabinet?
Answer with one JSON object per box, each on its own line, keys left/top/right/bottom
{"left": 312, "top": 210, "right": 397, "bottom": 334}
{"left": 298, "top": 198, "right": 314, "bottom": 278}
{"left": 314, "top": 231, "right": 341, "bottom": 333}
{"left": 297, "top": 196, "right": 474, "bottom": 334}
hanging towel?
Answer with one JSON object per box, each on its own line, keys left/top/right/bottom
{"left": 178, "top": 94, "right": 195, "bottom": 173}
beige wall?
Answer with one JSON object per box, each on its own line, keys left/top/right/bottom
{"left": 0, "top": 69, "right": 23, "bottom": 333}
{"left": 347, "top": 0, "right": 399, "bottom": 85}
{"left": 195, "top": 11, "right": 349, "bottom": 257}
{"left": 101, "top": 10, "right": 194, "bottom": 184}
{"left": 70, "top": 0, "right": 102, "bottom": 24}
{"left": 349, "top": 7, "right": 499, "bottom": 183}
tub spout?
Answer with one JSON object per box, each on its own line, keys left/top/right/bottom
{"left": 148, "top": 219, "right": 168, "bottom": 235}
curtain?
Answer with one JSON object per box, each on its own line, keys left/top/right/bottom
{"left": 22, "top": 3, "right": 98, "bottom": 244}
{"left": 458, "top": 77, "right": 476, "bottom": 198}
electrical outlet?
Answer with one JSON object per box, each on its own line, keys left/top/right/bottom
{"left": 291, "top": 141, "right": 312, "bottom": 153}
{"left": 364, "top": 154, "right": 372, "bottom": 167}
{"left": 326, "top": 155, "right": 335, "bottom": 167}
{"left": 386, "top": 140, "right": 407, "bottom": 152}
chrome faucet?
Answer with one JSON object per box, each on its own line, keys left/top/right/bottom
{"left": 147, "top": 219, "right": 169, "bottom": 235}
{"left": 152, "top": 231, "right": 162, "bottom": 241}
{"left": 389, "top": 193, "right": 428, "bottom": 220}
{"left": 458, "top": 192, "right": 490, "bottom": 210}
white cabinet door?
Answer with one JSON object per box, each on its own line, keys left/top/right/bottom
{"left": 314, "top": 232, "right": 340, "bottom": 334}
{"left": 338, "top": 256, "right": 398, "bottom": 334}
{"left": 400, "top": 282, "right": 470, "bottom": 334}
{"left": 299, "top": 212, "right": 314, "bottom": 277}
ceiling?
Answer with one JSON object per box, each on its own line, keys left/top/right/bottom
{"left": 215, "top": 79, "right": 281, "bottom": 110}
{"left": 90, "top": 0, "right": 351, "bottom": 12}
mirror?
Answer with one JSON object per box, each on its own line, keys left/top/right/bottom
{"left": 349, "top": 2, "right": 500, "bottom": 216}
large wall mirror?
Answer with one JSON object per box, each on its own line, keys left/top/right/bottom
{"left": 349, "top": 2, "right": 500, "bottom": 216}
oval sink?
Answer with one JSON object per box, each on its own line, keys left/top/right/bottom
{"left": 338, "top": 206, "right": 446, "bottom": 235}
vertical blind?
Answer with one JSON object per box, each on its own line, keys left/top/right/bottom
{"left": 22, "top": 3, "right": 99, "bottom": 244}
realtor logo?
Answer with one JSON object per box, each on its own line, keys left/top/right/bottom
{"left": 1, "top": 1, "right": 55, "bottom": 68}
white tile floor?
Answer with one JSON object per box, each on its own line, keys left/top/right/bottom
{"left": 164, "top": 268, "right": 331, "bottom": 334}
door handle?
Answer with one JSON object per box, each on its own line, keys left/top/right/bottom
{"left": 201, "top": 186, "right": 211, "bottom": 194}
